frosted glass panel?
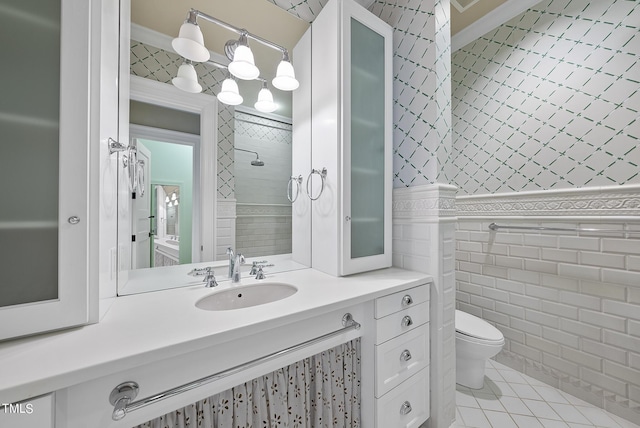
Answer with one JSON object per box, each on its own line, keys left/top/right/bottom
{"left": 0, "top": 1, "right": 61, "bottom": 307}
{"left": 350, "top": 18, "right": 385, "bottom": 259}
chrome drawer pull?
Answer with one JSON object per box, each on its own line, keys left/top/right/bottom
{"left": 401, "top": 295, "right": 413, "bottom": 306}
{"left": 400, "top": 349, "right": 412, "bottom": 362}
{"left": 401, "top": 315, "right": 413, "bottom": 327}
{"left": 400, "top": 401, "right": 412, "bottom": 415}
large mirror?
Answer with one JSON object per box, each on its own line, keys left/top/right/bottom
{"left": 119, "top": 0, "right": 310, "bottom": 295}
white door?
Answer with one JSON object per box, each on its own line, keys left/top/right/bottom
{"left": 132, "top": 142, "right": 151, "bottom": 269}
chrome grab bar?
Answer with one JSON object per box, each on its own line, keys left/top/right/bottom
{"left": 109, "top": 313, "right": 361, "bottom": 421}
{"left": 489, "top": 222, "right": 640, "bottom": 235}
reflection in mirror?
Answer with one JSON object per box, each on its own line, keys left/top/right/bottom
{"left": 119, "top": 0, "right": 310, "bottom": 295}
{"left": 153, "top": 184, "right": 182, "bottom": 267}
{"left": 129, "top": 99, "right": 197, "bottom": 270}
{"left": 234, "top": 111, "right": 293, "bottom": 258}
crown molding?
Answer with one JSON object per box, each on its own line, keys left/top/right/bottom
{"left": 452, "top": 0, "right": 542, "bottom": 52}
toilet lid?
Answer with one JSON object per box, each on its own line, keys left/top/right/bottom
{"left": 455, "top": 310, "right": 503, "bottom": 341}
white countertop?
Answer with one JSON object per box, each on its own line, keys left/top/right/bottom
{"left": 0, "top": 267, "right": 431, "bottom": 403}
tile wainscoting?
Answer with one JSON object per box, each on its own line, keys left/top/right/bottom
{"left": 393, "top": 184, "right": 458, "bottom": 428}
{"left": 236, "top": 203, "right": 292, "bottom": 258}
{"left": 456, "top": 185, "right": 640, "bottom": 424}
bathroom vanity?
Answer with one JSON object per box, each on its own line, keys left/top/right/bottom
{"left": 0, "top": 268, "right": 431, "bottom": 428}
{"left": 1, "top": 1, "right": 434, "bottom": 427}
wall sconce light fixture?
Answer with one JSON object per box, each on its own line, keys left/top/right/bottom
{"left": 171, "top": 8, "right": 298, "bottom": 111}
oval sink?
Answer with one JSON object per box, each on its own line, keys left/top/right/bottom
{"left": 195, "top": 282, "right": 297, "bottom": 311}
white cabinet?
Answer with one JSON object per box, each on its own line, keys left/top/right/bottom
{"left": 0, "top": 0, "right": 118, "bottom": 340}
{"left": 302, "top": 0, "right": 393, "bottom": 276}
{"left": 364, "top": 284, "right": 431, "bottom": 427}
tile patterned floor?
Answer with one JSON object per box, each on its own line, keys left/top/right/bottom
{"left": 452, "top": 360, "right": 640, "bottom": 428}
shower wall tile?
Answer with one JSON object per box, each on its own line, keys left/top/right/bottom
{"left": 234, "top": 112, "right": 292, "bottom": 257}
{"left": 451, "top": 0, "right": 640, "bottom": 195}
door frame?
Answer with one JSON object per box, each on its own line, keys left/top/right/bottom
{"left": 129, "top": 75, "right": 218, "bottom": 263}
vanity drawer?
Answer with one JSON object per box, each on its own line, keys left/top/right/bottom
{"left": 376, "top": 301, "right": 429, "bottom": 344}
{"left": 376, "top": 367, "right": 430, "bottom": 428}
{"left": 375, "top": 324, "right": 429, "bottom": 397}
{"left": 375, "top": 284, "right": 429, "bottom": 319}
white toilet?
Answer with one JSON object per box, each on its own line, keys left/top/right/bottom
{"left": 455, "top": 310, "right": 505, "bottom": 389}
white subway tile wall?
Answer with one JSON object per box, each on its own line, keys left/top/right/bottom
{"left": 235, "top": 214, "right": 292, "bottom": 258}
{"left": 393, "top": 185, "right": 458, "bottom": 428}
{"left": 456, "top": 216, "right": 640, "bottom": 423}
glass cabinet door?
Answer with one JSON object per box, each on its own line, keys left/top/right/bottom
{"left": 0, "top": 0, "right": 92, "bottom": 340}
{"left": 342, "top": 2, "right": 392, "bottom": 275}
{"left": 0, "top": 1, "right": 61, "bottom": 309}
{"left": 349, "top": 17, "right": 386, "bottom": 259}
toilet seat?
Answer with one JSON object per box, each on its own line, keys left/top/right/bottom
{"left": 455, "top": 310, "right": 504, "bottom": 343}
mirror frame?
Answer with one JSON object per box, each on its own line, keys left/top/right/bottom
{"left": 129, "top": 75, "right": 218, "bottom": 262}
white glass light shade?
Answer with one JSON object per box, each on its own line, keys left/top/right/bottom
{"left": 254, "top": 87, "right": 277, "bottom": 113}
{"left": 172, "top": 22, "right": 210, "bottom": 63}
{"left": 172, "top": 63, "right": 202, "bottom": 93}
{"left": 165, "top": 196, "right": 170, "bottom": 203}
{"left": 217, "top": 78, "right": 243, "bottom": 105}
{"left": 171, "top": 192, "right": 177, "bottom": 201}
{"left": 174, "top": 199, "right": 179, "bottom": 206}
{"left": 228, "top": 45, "right": 260, "bottom": 80}
{"left": 272, "top": 60, "right": 299, "bottom": 91}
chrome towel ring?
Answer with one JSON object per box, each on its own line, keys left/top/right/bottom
{"left": 287, "top": 175, "right": 303, "bottom": 202}
{"left": 306, "top": 168, "right": 327, "bottom": 201}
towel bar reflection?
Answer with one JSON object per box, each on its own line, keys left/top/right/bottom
{"left": 109, "top": 313, "right": 361, "bottom": 421}
{"left": 489, "top": 222, "right": 640, "bottom": 235}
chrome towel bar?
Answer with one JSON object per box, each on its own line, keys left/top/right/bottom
{"left": 109, "top": 313, "right": 361, "bottom": 421}
{"left": 489, "top": 222, "right": 640, "bottom": 235}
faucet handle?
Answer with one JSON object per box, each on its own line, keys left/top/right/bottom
{"left": 250, "top": 262, "right": 259, "bottom": 275}
{"left": 250, "top": 260, "right": 268, "bottom": 275}
{"left": 188, "top": 267, "right": 213, "bottom": 276}
{"left": 255, "top": 265, "right": 266, "bottom": 280}
{"left": 226, "top": 247, "right": 234, "bottom": 256}
{"left": 203, "top": 268, "right": 218, "bottom": 288}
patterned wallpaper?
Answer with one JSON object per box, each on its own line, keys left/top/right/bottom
{"left": 268, "top": 0, "right": 375, "bottom": 22}
{"left": 451, "top": 0, "right": 640, "bottom": 196}
{"left": 130, "top": 41, "right": 236, "bottom": 199}
{"left": 370, "top": 0, "right": 453, "bottom": 188}
{"left": 269, "top": 0, "right": 453, "bottom": 188}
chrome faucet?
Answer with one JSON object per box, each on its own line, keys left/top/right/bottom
{"left": 232, "top": 253, "right": 245, "bottom": 282}
{"left": 227, "top": 247, "right": 245, "bottom": 282}
{"left": 226, "top": 247, "right": 235, "bottom": 279}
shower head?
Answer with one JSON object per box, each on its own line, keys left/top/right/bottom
{"left": 235, "top": 147, "right": 265, "bottom": 167}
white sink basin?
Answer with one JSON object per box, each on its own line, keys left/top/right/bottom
{"left": 195, "top": 282, "right": 298, "bottom": 311}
